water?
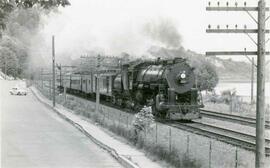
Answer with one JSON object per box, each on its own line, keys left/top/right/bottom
{"left": 215, "top": 82, "right": 270, "bottom": 104}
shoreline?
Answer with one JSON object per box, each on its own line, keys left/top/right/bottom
{"left": 219, "top": 80, "right": 270, "bottom": 83}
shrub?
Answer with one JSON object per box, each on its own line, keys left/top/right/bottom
{"left": 132, "top": 106, "right": 154, "bottom": 132}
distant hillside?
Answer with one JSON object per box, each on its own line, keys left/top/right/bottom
{"left": 207, "top": 57, "right": 270, "bottom": 82}
{"left": 146, "top": 46, "right": 270, "bottom": 83}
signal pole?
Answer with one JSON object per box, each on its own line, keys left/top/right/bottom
{"left": 52, "top": 36, "right": 56, "bottom": 107}
{"left": 206, "top": 1, "right": 269, "bottom": 167}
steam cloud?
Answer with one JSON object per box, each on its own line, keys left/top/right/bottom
{"left": 30, "top": 0, "right": 184, "bottom": 64}
{"left": 142, "top": 18, "right": 182, "bottom": 49}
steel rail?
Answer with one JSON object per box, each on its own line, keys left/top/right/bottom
{"left": 164, "top": 121, "right": 270, "bottom": 156}
{"left": 201, "top": 109, "right": 270, "bottom": 129}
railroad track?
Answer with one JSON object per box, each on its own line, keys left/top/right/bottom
{"left": 165, "top": 121, "right": 270, "bottom": 156}
{"left": 201, "top": 109, "right": 270, "bottom": 129}
{"left": 43, "top": 89, "right": 270, "bottom": 156}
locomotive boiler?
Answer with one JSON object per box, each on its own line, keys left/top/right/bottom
{"left": 112, "top": 58, "right": 203, "bottom": 120}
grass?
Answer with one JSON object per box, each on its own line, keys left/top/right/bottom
{"left": 52, "top": 90, "right": 202, "bottom": 168}
{"left": 105, "top": 123, "right": 202, "bottom": 168}
{"left": 35, "top": 84, "right": 264, "bottom": 168}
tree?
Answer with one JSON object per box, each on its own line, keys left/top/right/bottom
{"left": 0, "top": 1, "right": 14, "bottom": 37}
{"left": 0, "top": 46, "right": 18, "bottom": 76}
{"left": 195, "top": 61, "right": 219, "bottom": 91}
{"left": 0, "top": 35, "right": 27, "bottom": 76}
{"left": 133, "top": 106, "right": 155, "bottom": 132}
{"left": 0, "top": 0, "right": 70, "bottom": 77}
{"left": 0, "top": 0, "right": 70, "bottom": 37}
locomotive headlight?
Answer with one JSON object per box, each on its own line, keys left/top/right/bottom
{"left": 180, "top": 73, "right": 186, "bottom": 79}
{"left": 177, "top": 71, "right": 187, "bottom": 84}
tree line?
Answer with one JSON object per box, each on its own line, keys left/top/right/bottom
{"left": 0, "top": 0, "right": 69, "bottom": 78}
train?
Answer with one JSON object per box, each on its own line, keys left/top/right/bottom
{"left": 56, "top": 57, "right": 203, "bottom": 120}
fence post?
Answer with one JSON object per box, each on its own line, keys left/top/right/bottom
{"left": 103, "top": 107, "right": 105, "bottom": 124}
{"left": 41, "top": 71, "right": 43, "bottom": 89}
{"left": 64, "top": 86, "right": 66, "bottom": 103}
{"left": 230, "top": 96, "right": 233, "bottom": 114}
{"left": 113, "top": 112, "right": 115, "bottom": 127}
{"left": 209, "top": 141, "right": 212, "bottom": 168}
{"left": 119, "top": 113, "right": 121, "bottom": 127}
{"left": 169, "top": 127, "right": 172, "bottom": 153}
{"left": 155, "top": 123, "right": 158, "bottom": 144}
{"left": 49, "top": 80, "right": 52, "bottom": 100}
{"left": 144, "top": 126, "right": 147, "bottom": 143}
{"left": 235, "top": 147, "right": 238, "bottom": 168}
{"left": 126, "top": 115, "right": 129, "bottom": 128}
{"left": 267, "top": 105, "right": 270, "bottom": 123}
{"left": 108, "top": 110, "right": 110, "bottom": 124}
{"left": 186, "top": 135, "right": 190, "bottom": 156}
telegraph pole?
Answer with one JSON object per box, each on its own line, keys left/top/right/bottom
{"left": 206, "top": 1, "right": 269, "bottom": 167}
{"left": 95, "top": 54, "right": 101, "bottom": 114}
{"left": 52, "top": 36, "right": 56, "bottom": 107}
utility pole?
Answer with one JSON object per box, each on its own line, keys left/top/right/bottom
{"left": 95, "top": 54, "right": 101, "bottom": 114}
{"left": 56, "top": 64, "right": 62, "bottom": 88}
{"left": 256, "top": 1, "right": 266, "bottom": 167}
{"left": 52, "top": 36, "right": 56, "bottom": 107}
{"left": 251, "top": 57, "right": 254, "bottom": 103}
{"left": 206, "top": 1, "right": 269, "bottom": 167}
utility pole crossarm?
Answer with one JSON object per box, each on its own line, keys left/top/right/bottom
{"left": 206, "top": 29, "right": 269, "bottom": 33}
{"left": 206, "top": 7, "right": 269, "bottom": 11}
{"left": 206, "top": 51, "right": 270, "bottom": 56}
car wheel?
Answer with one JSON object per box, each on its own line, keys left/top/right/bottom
{"left": 17, "top": 92, "right": 21, "bottom": 95}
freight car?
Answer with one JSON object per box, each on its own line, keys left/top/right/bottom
{"left": 58, "top": 57, "right": 203, "bottom": 120}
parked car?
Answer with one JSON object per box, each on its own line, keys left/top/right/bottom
{"left": 9, "top": 87, "right": 27, "bottom": 95}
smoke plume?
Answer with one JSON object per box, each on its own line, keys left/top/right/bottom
{"left": 142, "top": 18, "right": 182, "bottom": 49}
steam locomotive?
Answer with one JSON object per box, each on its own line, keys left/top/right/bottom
{"left": 57, "top": 57, "right": 203, "bottom": 120}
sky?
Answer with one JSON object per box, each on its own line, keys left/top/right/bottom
{"left": 36, "top": 0, "right": 269, "bottom": 62}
